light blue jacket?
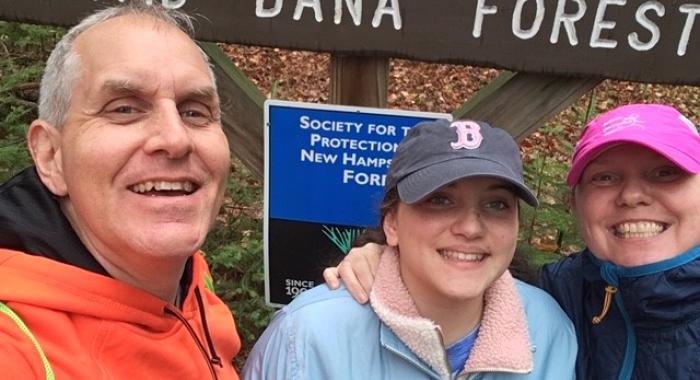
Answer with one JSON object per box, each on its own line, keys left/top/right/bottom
{"left": 244, "top": 250, "right": 576, "bottom": 380}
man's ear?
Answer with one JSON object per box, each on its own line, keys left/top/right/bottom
{"left": 27, "top": 120, "right": 67, "bottom": 196}
{"left": 382, "top": 209, "right": 399, "bottom": 247}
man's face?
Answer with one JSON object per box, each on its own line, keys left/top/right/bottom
{"left": 51, "top": 15, "right": 230, "bottom": 265}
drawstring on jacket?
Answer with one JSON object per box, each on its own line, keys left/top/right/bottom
{"left": 592, "top": 285, "right": 617, "bottom": 324}
{"left": 195, "top": 287, "right": 223, "bottom": 367}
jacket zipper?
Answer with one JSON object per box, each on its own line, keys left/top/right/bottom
{"left": 599, "top": 263, "right": 635, "bottom": 380}
{"left": 611, "top": 292, "right": 635, "bottom": 380}
{"left": 381, "top": 342, "right": 443, "bottom": 379}
{"left": 164, "top": 304, "right": 220, "bottom": 380}
{"left": 435, "top": 326, "right": 453, "bottom": 379}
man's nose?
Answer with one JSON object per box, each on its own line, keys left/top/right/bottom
{"left": 144, "top": 104, "right": 194, "bottom": 159}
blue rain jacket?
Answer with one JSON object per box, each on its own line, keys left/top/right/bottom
{"left": 540, "top": 246, "right": 700, "bottom": 380}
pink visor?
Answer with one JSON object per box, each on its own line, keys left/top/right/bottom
{"left": 567, "top": 103, "right": 700, "bottom": 188}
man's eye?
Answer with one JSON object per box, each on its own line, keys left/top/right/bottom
{"left": 104, "top": 103, "right": 144, "bottom": 122}
{"left": 112, "top": 105, "right": 136, "bottom": 114}
{"left": 182, "top": 110, "right": 205, "bottom": 118}
{"left": 180, "top": 104, "right": 213, "bottom": 126}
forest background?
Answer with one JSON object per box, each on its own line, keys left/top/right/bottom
{"left": 1, "top": 21, "right": 698, "bottom": 369}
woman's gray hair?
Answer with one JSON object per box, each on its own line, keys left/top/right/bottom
{"left": 38, "top": 0, "right": 216, "bottom": 127}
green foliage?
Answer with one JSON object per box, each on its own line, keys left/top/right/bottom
{"left": 519, "top": 243, "right": 562, "bottom": 268}
{"left": 202, "top": 161, "right": 273, "bottom": 368}
{"left": 521, "top": 152, "right": 582, "bottom": 255}
{"left": 0, "top": 21, "right": 64, "bottom": 181}
{"left": 520, "top": 114, "right": 587, "bottom": 260}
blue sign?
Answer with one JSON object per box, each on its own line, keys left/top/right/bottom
{"left": 267, "top": 100, "right": 450, "bottom": 227}
{"left": 264, "top": 100, "right": 450, "bottom": 306}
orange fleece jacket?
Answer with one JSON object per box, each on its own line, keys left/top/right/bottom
{"left": 0, "top": 248, "right": 240, "bottom": 380}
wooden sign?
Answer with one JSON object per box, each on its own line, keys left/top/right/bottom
{"left": 1, "top": 0, "right": 698, "bottom": 85}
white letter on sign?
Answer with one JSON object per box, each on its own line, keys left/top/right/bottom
{"left": 590, "top": 0, "right": 626, "bottom": 49}
{"left": 512, "top": 0, "right": 545, "bottom": 40}
{"left": 335, "top": 0, "right": 362, "bottom": 26}
{"left": 372, "top": 0, "right": 402, "bottom": 30}
{"left": 474, "top": 0, "right": 498, "bottom": 38}
{"left": 256, "top": 0, "right": 283, "bottom": 18}
{"left": 628, "top": 2, "right": 664, "bottom": 52}
{"left": 550, "top": 0, "right": 586, "bottom": 45}
{"left": 294, "top": 0, "right": 323, "bottom": 22}
{"left": 678, "top": 4, "right": 700, "bottom": 56}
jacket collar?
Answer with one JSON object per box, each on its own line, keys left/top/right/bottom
{"left": 0, "top": 167, "right": 107, "bottom": 274}
{"left": 370, "top": 247, "right": 533, "bottom": 377}
{"left": 584, "top": 247, "right": 700, "bottom": 329}
{"left": 0, "top": 167, "right": 193, "bottom": 301}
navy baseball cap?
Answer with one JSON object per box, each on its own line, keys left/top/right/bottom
{"left": 386, "top": 119, "right": 538, "bottom": 207}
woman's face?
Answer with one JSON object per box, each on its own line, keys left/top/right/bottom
{"left": 573, "top": 144, "right": 700, "bottom": 267}
{"left": 383, "top": 177, "right": 519, "bottom": 309}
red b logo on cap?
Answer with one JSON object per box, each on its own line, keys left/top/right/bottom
{"left": 450, "top": 121, "right": 483, "bottom": 150}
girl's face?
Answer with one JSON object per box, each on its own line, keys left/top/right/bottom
{"left": 383, "top": 177, "right": 519, "bottom": 310}
{"left": 573, "top": 144, "right": 700, "bottom": 267}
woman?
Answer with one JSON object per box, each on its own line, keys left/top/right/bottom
{"left": 329, "top": 104, "right": 700, "bottom": 380}
{"left": 243, "top": 119, "right": 576, "bottom": 379}
{"left": 540, "top": 103, "right": 700, "bottom": 380}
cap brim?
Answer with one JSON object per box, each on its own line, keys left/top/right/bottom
{"left": 397, "top": 158, "right": 539, "bottom": 207}
{"left": 567, "top": 138, "right": 700, "bottom": 188}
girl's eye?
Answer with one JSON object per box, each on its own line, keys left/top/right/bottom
{"left": 485, "top": 200, "right": 508, "bottom": 211}
{"left": 424, "top": 193, "right": 452, "bottom": 207}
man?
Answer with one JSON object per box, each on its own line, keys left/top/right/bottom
{"left": 0, "top": 2, "right": 240, "bottom": 379}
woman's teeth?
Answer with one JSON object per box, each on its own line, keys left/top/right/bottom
{"left": 614, "top": 221, "right": 665, "bottom": 238}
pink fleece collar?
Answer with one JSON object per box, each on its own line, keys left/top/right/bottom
{"left": 370, "top": 247, "right": 533, "bottom": 376}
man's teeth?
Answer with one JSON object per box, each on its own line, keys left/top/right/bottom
{"left": 614, "top": 221, "right": 665, "bottom": 238}
{"left": 130, "top": 181, "right": 194, "bottom": 194}
{"left": 440, "top": 250, "right": 485, "bottom": 262}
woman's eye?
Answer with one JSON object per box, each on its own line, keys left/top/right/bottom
{"left": 590, "top": 172, "right": 617, "bottom": 185}
{"left": 650, "top": 166, "right": 683, "bottom": 182}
